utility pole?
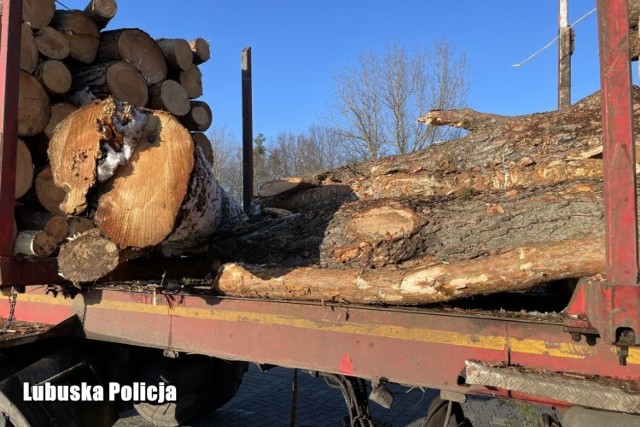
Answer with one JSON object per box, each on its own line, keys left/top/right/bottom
{"left": 558, "top": 0, "right": 573, "bottom": 109}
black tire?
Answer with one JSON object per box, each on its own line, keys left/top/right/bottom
{"left": 209, "top": 359, "right": 246, "bottom": 410}
{"left": 133, "top": 356, "right": 245, "bottom": 427}
{"left": 134, "top": 392, "right": 212, "bottom": 427}
{"left": 422, "top": 397, "right": 470, "bottom": 427}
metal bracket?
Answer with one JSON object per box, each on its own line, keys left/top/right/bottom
{"left": 564, "top": 278, "right": 640, "bottom": 355}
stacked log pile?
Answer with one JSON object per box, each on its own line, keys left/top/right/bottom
{"left": 10, "top": 0, "right": 231, "bottom": 283}
{"left": 7, "top": 2, "right": 635, "bottom": 306}
{"left": 208, "top": 89, "right": 639, "bottom": 305}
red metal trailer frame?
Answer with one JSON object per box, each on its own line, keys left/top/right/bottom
{"left": 0, "top": 0, "right": 639, "bottom": 416}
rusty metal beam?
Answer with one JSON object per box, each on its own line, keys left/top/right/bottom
{"left": 5, "top": 287, "right": 640, "bottom": 397}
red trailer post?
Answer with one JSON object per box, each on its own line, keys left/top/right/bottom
{"left": 564, "top": 0, "right": 640, "bottom": 362}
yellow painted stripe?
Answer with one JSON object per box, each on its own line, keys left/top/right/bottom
{"left": 510, "top": 339, "right": 596, "bottom": 359}
{"left": 15, "top": 292, "right": 631, "bottom": 362}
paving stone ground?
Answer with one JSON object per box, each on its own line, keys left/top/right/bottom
{"left": 115, "top": 364, "right": 436, "bottom": 426}
{"left": 115, "top": 364, "right": 559, "bottom": 426}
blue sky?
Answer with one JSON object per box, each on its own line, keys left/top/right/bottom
{"left": 63, "top": 1, "right": 603, "bottom": 141}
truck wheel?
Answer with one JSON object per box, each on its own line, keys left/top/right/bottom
{"left": 422, "top": 397, "right": 470, "bottom": 427}
{"left": 133, "top": 356, "right": 245, "bottom": 427}
{"left": 0, "top": 393, "right": 29, "bottom": 427}
{"left": 133, "top": 392, "right": 213, "bottom": 427}
{"left": 208, "top": 359, "right": 246, "bottom": 410}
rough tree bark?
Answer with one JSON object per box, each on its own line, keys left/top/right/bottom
{"left": 208, "top": 89, "right": 635, "bottom": 304}
{"left": 214, "top": 237, "right": 604, "bottom": 305}
{"left": 259, "top": 89, "right": 630, "bottom": 209}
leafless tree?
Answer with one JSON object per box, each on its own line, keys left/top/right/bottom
{"left": 266, "top": 126, "right": 349, "bottom": 179}
{"left": 208, "top": 124, "right": 243, "bottom": 202}
{"left": 330, "top": 40, "right": 468, "bottom": 160}
{"left": 208, "top": 125, "right": 349, "bottom": 203}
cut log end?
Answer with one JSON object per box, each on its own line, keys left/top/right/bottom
{"left": 35, "top": 59, "right": 72, "bottom": 95}
{"left": 149, "top": 80, "right": 190, "bottom": 116}
{"left": 94, "top": 110, "right": 196, "bottom": 248}
{"left": 45, "top": 103, "right": 78, "bottom": 140}
{"left": 179, "top": 64, "right": 203, "bottom": 99}
{"left": 22, "top": 0, "right": 56, "bottom": 30}
{"left": 15, "top": 139, "right": 34, "bottom": 200}
{"left": 83, "top": 0, "right": 118, "bottom": 29}
{"left": 13, "top": 230, "right": 57, "bottom": 258}
{"left": 105, "top": 61, "right": 149, "bottom": 107}
{"left": 34, "top": 26, "right": 70, "bottom": 60}
{"left": 18, "top": 70, "right": 51, "bottom": 137}
{"left": 157, "top": 38, "right": 193, "bottom": 71}
{"left": 20, "top": 23, "right": 39, "bottom": 73}
{"left": 98, "top": 29, "right": 167, "bottom": 85}
{"left": 52, "top": 10, "right": 100, "bottom": 63}
{"left": 48, "top": 101, "right": 104, "bottom": 215}
{"left": 189, "top": 37, "right": 210, "bottom": 64}
{"left": 58, "top": 229, "right": 119, "bottom": 283}
{"left": 35, "top": 166, "right": 66, "bottom": 214}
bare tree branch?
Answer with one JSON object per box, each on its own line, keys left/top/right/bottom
{"left": 329, "top": 41, "right": 468, "bottom": 159}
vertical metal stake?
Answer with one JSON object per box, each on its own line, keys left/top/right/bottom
{"left": 596, "top": 0, "right": 639, "bottom": 284}
{"left": 241, "top": 47, "right": 254, "bottom": 211}
{"left": 0, "top": 0, "right": 23, "bottom": 257}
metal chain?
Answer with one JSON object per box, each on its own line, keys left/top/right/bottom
{"left": 0, "top": 289, "right": 18, "bottom": 334}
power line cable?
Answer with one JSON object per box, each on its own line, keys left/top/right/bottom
{"left": 512, "top": 7, "right": 597, "bottom": 68}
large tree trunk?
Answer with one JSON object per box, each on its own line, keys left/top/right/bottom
{"left": 214, "top": 237, "right": 604, "bottom": 305}
{"left": 207, "top": 90, "right": 636, "bottom": 304}
{"left": 211, "top": 179, "right": 607, "bottom": 269}
{"left": 49, "top": 98, "right": 239, "bottom": 254}
{"left": 259, "top": 89, "right": 625, "bottom": 209}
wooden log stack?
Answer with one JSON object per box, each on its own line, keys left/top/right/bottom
{"left": 207, "top": 88, "right": 640, "bottom": 305}
{"left": 9, "top": 0, "right": 222, "bottom": 281}
{"left": 8, "top": 1, "right": 632, "bottom": 310}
